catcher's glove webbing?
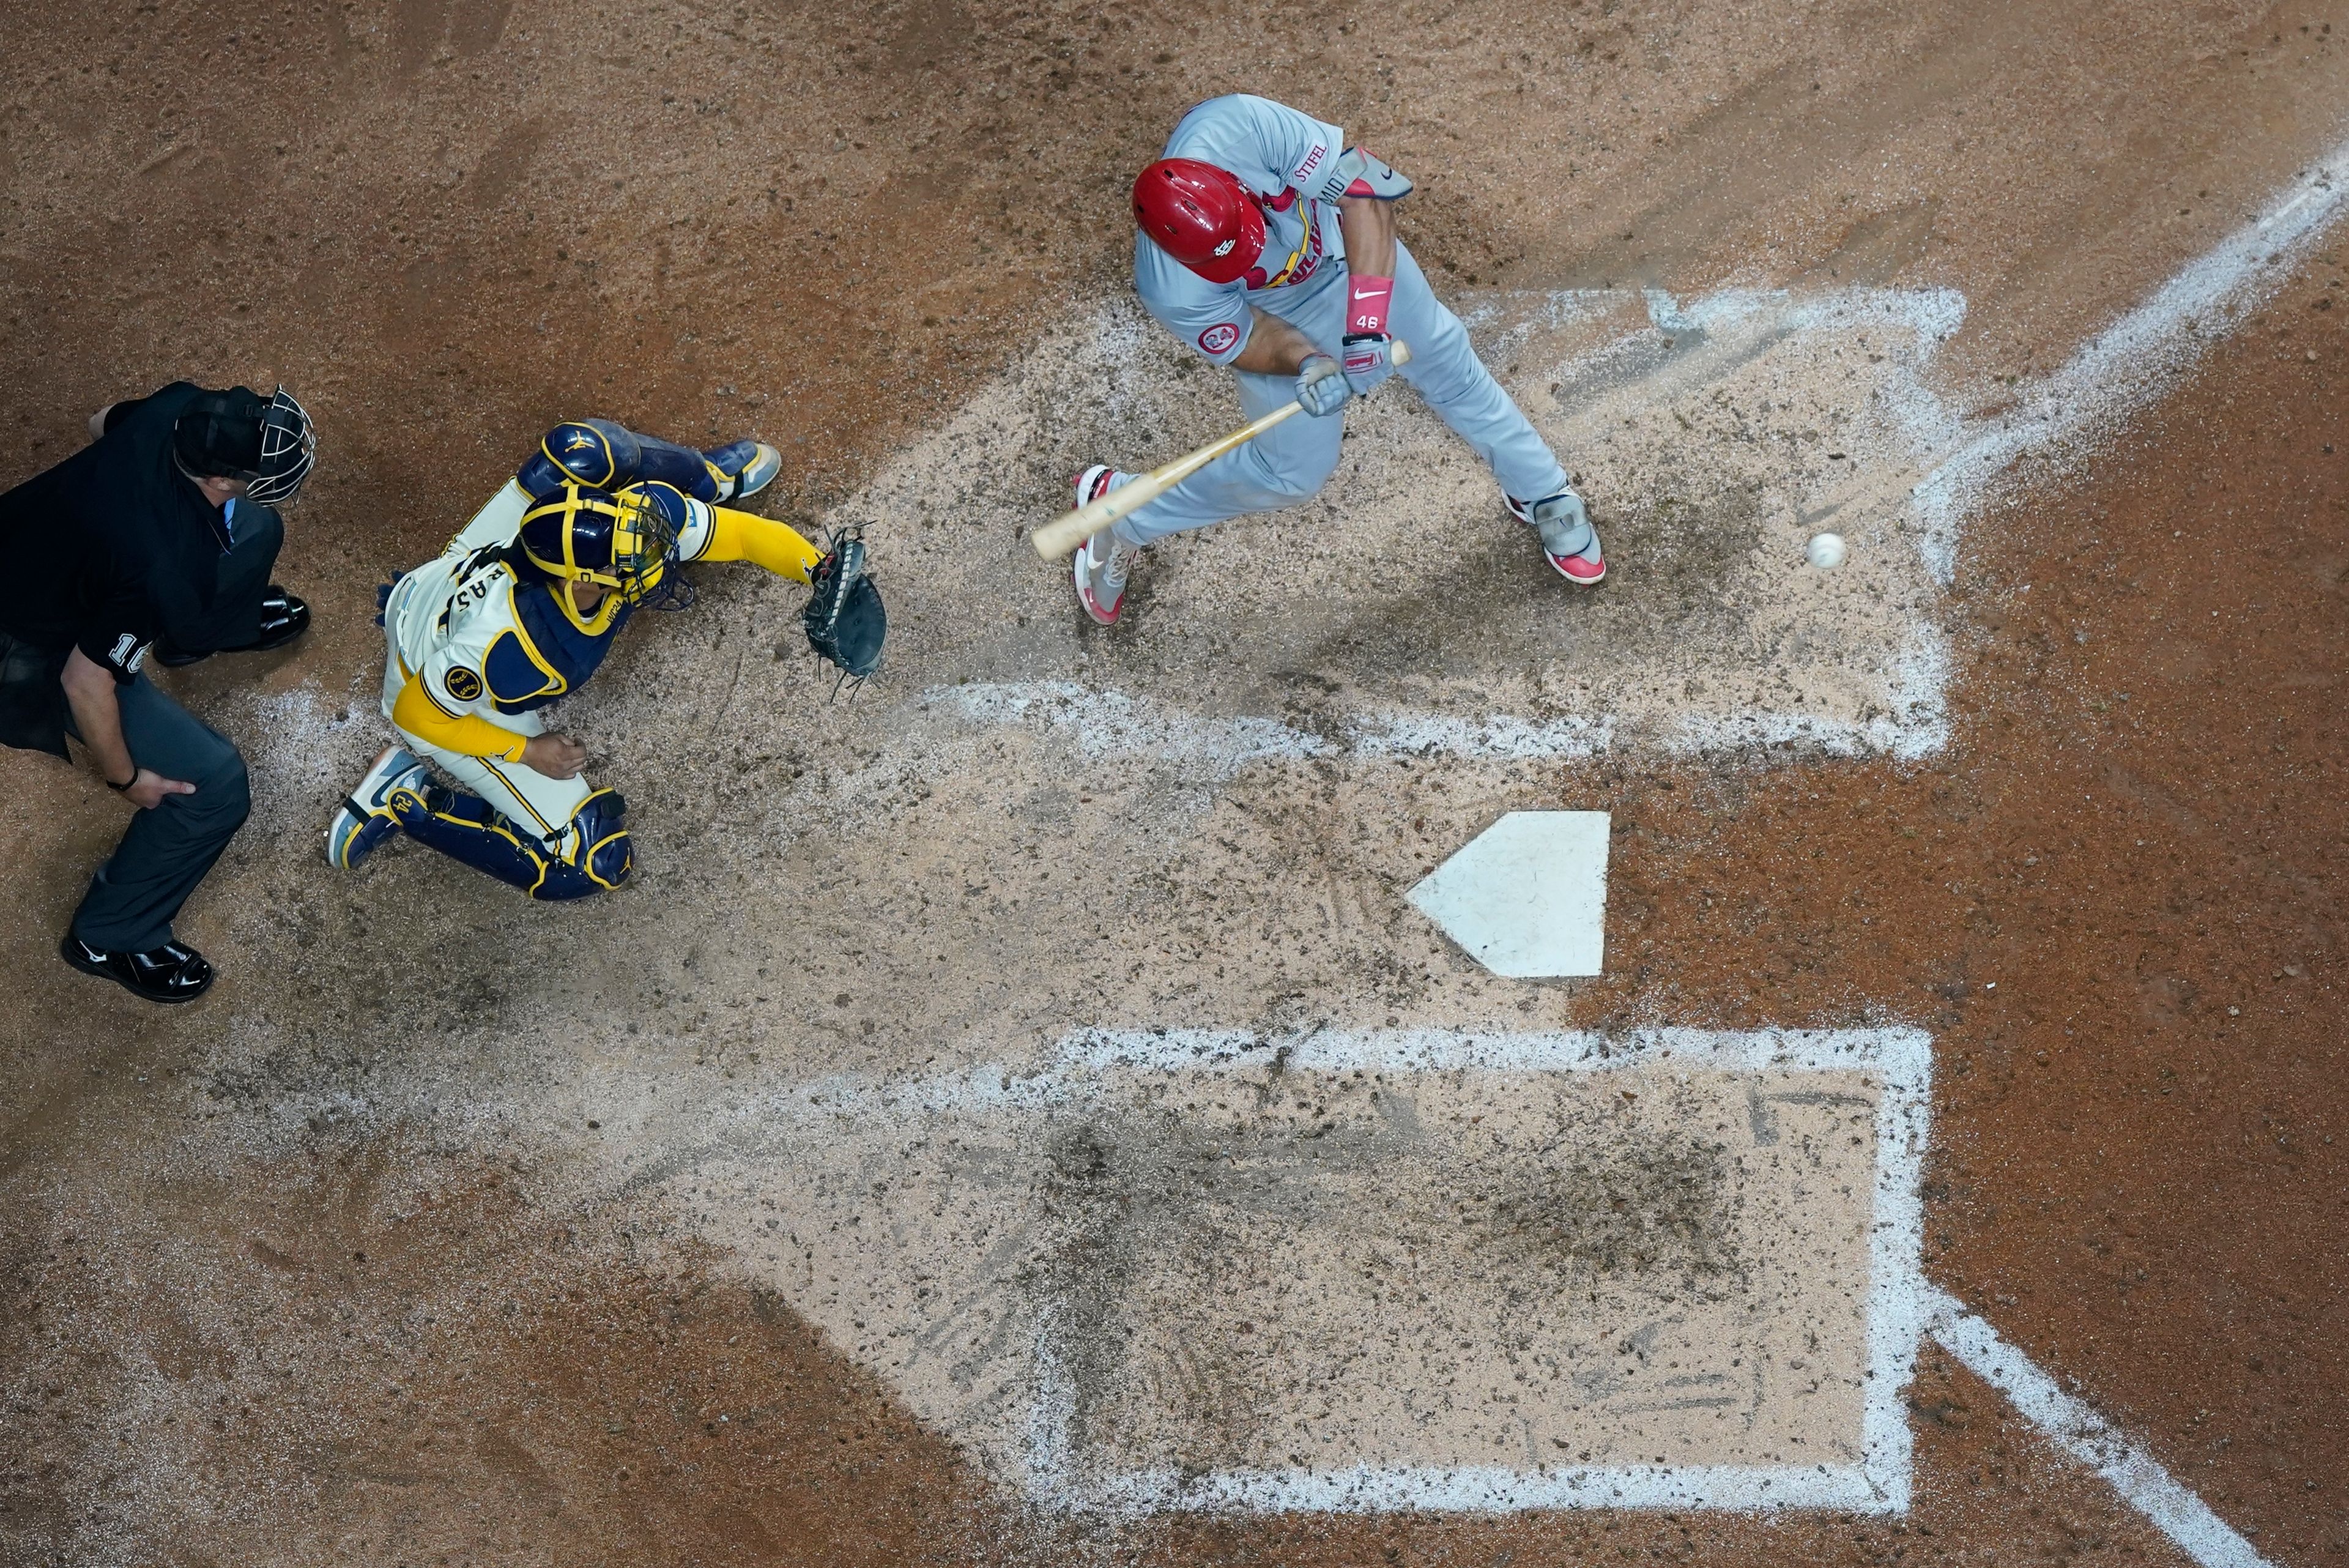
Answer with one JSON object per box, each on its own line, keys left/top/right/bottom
{"left": 804, "top": 529, "right": 885, "bottom": 689}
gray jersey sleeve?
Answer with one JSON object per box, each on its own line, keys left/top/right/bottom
{"left": 1162, "top": 94, "right": 1346, "bottom": 204}
{"left": 1135, "top": 232, "right": 1255, "bottom": 365}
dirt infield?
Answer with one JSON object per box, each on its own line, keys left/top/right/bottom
{"left": 3, "top": 1, "right": 2347, "bottom": 1564}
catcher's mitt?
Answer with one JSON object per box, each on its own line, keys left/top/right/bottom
{"left": 804, "top": 528, "right": 885, "bottom": 688}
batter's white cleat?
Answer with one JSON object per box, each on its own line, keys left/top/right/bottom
{"left": 1071, "top": 465, "right": 1140, "bottom": 625}
{"left": 326, "top": 746, "right": 429, "bottom": 870}
{"left": 1508, "top": 489, "right": 1606, "bottom": 586}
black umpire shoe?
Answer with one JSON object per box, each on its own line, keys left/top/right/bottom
{"left": 59, "top": 934, "right": 216, "bottom": 1003}
{"left": 158, "top": 585, "right": 311, "bottom": 667}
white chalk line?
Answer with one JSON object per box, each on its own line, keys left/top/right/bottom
{"left": 772, "top": 1025, "right": 2278, "bottom": 1561}
{"left": 918, "top": 675, "right": 1946, "bottom": 771}
{"left": 1913, "top": 144, "right": 2349, "bottom": 581}
{"left": 776, "top": 1027, "right": 1931, "bottom": 1517}
{"left": 922, "top": 142, "right": 2348, "bottom": 767}
{"left": 1925, "top": 1291, "right": 2274, "bottom": 1568}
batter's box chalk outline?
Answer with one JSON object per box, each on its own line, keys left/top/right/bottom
{"left": 907, "top": 138, "right": 2349, "bottom": 773}
{"left": 1014, "top": 1027, "right": 1934, "bottom": 1518}
{"left": 996, "top": 1027, "right": 2274, "bottom": 1567}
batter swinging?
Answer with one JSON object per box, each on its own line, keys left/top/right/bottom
{"left": 1072, "top": 94, "right": 1604, "bottom": 624}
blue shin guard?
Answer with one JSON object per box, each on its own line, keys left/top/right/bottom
{"left": 389, "top": 784, "right": 633, "bottom": 901}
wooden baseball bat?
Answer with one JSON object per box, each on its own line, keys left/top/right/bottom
{"left": 1030, "top": 340, "right": 1412, "bottom": 560}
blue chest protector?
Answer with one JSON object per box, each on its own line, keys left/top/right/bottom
{"left": 480, "top": 578, "right": 634, "bottom": 714}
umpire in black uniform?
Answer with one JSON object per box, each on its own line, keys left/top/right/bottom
{"left": 0, "top": 383, "right": 316, "bottom": 1002}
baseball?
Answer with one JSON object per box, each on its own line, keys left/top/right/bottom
{"left": 1806, "top": 531, "right": 1848, "bottom": 570}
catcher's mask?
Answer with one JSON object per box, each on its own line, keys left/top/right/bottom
{"left": 173, "top": 384, "right": 317, "bottom": 506}
{"left": 518, "top": 483, "right": 691, "bottom": 614}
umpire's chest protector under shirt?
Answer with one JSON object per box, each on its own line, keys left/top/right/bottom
{"left": 0, "top": 383, "right": 231, "bottom": 756}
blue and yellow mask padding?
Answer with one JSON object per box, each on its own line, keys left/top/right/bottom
{"left": 518, "top": 483, "right": 691, "bottom": 612}
{"left": 389, "top": 784, "right": 633, "bottom": 901}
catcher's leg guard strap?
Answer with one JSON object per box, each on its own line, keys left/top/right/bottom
{"left": 631, "top": 431, "right": 724, "bottom": 503}
{"left": 391, "top": 785, "right": 560, "bottom": 897}
{"left": 392, "top": 785, "right": 634, "bottom": 901}
{"left": 532, "top": 789, "right": 634, "bottom": 901}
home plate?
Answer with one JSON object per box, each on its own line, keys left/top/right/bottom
{"left": 1408, "top": 811, "right": 1611, "bottom": 977}
{"left": 691, "top": 1027, "right": 1930, "bottom": 1515}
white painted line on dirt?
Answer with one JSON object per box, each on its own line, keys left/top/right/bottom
{"left": 1406, "top": 811, "right": 1611, "bottom": 977}
{"left": 1078, "top": 1460, "right": 1889, "bottom": 1515}
{"left": 973, "top": 1027, "right": 1933, "bottom": 1516}
{"left": 921, "top": 680, "right": 1331, "bottom": 771}
{"left": 1926, "top": 1290, "right": 2275, "bottom": 1568}
{"left": 819, "top": 1022, "right": 1928, "bottom": 1105}
{"left": 1913, "top": 141, "right": 2349, "bottom": 581}
{"left": 921, "top": 682, "right": 1627, "bottom": 763}
{"left": 914, "top": 149, "right": 2346, "bottom": 767}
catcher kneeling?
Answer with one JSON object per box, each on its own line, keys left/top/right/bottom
{"left": 324, "top": 419, "right": 883, "bottom": 899}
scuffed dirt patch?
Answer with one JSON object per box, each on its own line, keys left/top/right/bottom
{"left": 0, "top": 1126, "right": 1012, "bottom": 1566}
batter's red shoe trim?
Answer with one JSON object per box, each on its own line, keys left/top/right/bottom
{"left": 1071, "top": 466, "right": 1137, "bottom": 625}
{"left": 1508, "top": 492, "right": 1607, "bottom": 587}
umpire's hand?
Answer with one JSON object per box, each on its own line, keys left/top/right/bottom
{"left": 122, "top": 768, "right": 198, "bottom": 810}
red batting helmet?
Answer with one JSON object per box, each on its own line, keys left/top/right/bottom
{"left": 1132, "top": 158, "right": 1265, "bottom": 284}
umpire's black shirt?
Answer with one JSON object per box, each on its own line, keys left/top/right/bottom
{"left": 0, "top": 382, "right": 232, "bottom": 756}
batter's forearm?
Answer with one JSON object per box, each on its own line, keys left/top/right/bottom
{"left": 1337, "top": 195, "right": 1397, "bottom": 282}
{"left": 61, "top": 648, "right": 135, "bottom": 786}
{"left": 1229, "top": 309, "right": 1321, "bottom": 376}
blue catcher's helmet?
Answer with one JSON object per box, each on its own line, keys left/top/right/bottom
{"left": 517, "top": 483, "right": 691, "bottom": 611}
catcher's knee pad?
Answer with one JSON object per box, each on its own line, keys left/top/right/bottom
{"left": 389, "top": 784, "right": 629, "bottom": 900}
{"left": 531, "top": 788, "right": 634, "bottom": 901}
{"left": 520, "top": 418, "right": 645, "bottom": 497}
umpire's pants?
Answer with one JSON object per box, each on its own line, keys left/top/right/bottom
{"left": 66, "top": 677, "right": 251, "bottom": 952}
{"left": 62, "top": 511, "right": 278, "bottom": 951}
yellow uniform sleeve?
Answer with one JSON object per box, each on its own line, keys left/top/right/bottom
{"left": 700, "top": 505, "right": 821, "bottom": 584}
{"left": 392, "top": 676, "right": 530, "bottom": 762}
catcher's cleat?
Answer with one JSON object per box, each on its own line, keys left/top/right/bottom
{"left": 326, "top": 745, "right": 430, "bottom": 870}
{"left": 705, "top": 439, "right": 783, "bottom": 502}
{"left": 1508, "top": 490, "right": 1606, "bottom": 586}
{"left": 1071, "top": 466, "right": 1138, "bottom": 625}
